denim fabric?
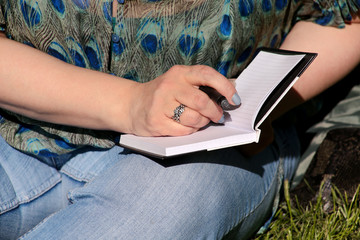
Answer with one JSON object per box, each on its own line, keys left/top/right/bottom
{"left": 0, "top": 137, "right": 61, "bottom": 215}
{"left": 0, "top": 125, "right": 300, "bottom": 240}
{"left": 0, "top": 172, "right": 83, "bottom": 239}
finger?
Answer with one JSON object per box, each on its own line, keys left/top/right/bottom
{"left": 167, "top": 102, "right": 211, "bottom": 128}
{"left": 155, "top": 115, "right": 200, "bottom": 137}
{"left": 173, "top": 86, "right": 225, "bottom": 123}
{"left": 171, "top": 65, "right": 241, "bottom": 106}
{"left": 143, "top": 113, "right": 199, "bottom": 137}
{"left": 166, "top": 121, "right": 199, "bottom": 136}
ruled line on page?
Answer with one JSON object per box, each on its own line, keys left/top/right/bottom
{"left": 225, "top": 51, "right": 305, "bottom": 131}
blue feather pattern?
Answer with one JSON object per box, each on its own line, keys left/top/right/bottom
{"left": 137, "top": 18, "right": 164, "bottom": 56}
{"left": 51, "top": 0, "right": 65, "bottom": 15}
{"left": 85, "top": 38, "right": 103, "bottom": 70}
{"left": 178, "top": 22, "right": 204, "bottom": 58}
{"left": 72, "top": 0, "right": 90, "bottom": 9}
{"left": 47, "top": 41, "right": 70, "bottom": 63}
{"left": 19, "top": 0, "right": 42, "bottom": 28}
{"left": 217, "top": 0, "right": 233, "bottom": 39}
{"left": 66, "top": 37, "right": 87, "bottom": 68}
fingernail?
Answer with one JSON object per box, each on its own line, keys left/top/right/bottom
{"left": 232, "top": 92, "right": 241, "bottom": 106}
{"left": 217, "top": 114, "right": 225, "bottom": 124}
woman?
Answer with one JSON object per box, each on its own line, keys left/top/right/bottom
{"left": 0, "top": 0, "right": 359, "bottom": 239}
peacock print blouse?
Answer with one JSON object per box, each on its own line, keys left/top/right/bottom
{"left": 0, "top": 0, "right": 358, "bottom": 158}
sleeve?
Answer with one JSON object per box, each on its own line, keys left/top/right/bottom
{"left": 297, "top": 0, "right": 360, "bottom": 28}
{"left": 0, "top": 5, "right": 5, "bottom": 32}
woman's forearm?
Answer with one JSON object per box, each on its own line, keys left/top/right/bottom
{"left": 0, "top": 37, "right": 138, "bottom": 133}
{"left": 272, "top": 21, "right": 360, "bottom": 119}
{"left": 0, "top": 36, "right": 237, "bottom": 137}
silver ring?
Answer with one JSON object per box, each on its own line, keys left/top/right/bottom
{"left": 172, "top": 104, "right": 186, "bottom": 123}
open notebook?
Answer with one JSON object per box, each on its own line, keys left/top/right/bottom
{"left": 119, "top": 48, "right": 317, "bottom": 158}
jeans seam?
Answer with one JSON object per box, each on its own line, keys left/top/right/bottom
{"left": 0, "top": 197, "right": 19, "bottom": 215}
{"left": 60, "top": 165, "right": 94, "bottom": 183}
{"left": 0, "top": 173, "right": 61, "bottom": 215}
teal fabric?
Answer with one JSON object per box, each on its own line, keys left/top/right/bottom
{"left": 0, "top": 0, "right": 358, "bottom": 158}
{"left": 309, "top": 85, "right": 360, "bottom": 131}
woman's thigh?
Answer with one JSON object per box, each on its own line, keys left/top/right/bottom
{"left": 0, "top": 135, "right": 84, "bottom": 239}
{"left": 19, "top": 142, "right": 297, "bottom": 240}
{"left": 1, "top": 126, "right": 300, "bottom": 240}
{"left": 0, "top": 172, "right": 83, "bottom": 239}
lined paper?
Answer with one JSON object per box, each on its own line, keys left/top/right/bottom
{"left": 226, "top": 52, "right": 305, "bottom": 130}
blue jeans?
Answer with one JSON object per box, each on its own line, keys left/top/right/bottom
{"left": 0, "top": 126, "right": 300, "bottom": 240}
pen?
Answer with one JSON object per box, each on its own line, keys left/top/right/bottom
{"left": 199, "top": 86, "right": 241, "bottom": 110}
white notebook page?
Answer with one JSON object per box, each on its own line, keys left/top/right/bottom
{"left": 226, "top": 51, "right": 305, "bottom": 131}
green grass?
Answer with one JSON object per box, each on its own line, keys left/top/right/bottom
{"left": 253, "top": 180, "right": 360, "bottom": 239}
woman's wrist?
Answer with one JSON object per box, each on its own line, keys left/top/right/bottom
{"left": 100, "top": 77, "right": 141, "bottom": 134}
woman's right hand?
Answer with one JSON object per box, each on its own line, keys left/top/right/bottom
{"left": 0, "top": 36, "right": 239, "bottom": 137}
{"left": 120, "top": 65, "right": 239, "bottom": 137}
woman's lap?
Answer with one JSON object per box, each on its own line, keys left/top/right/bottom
{"left": 0, "top": 126, "right": 300, "bottom": 240}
